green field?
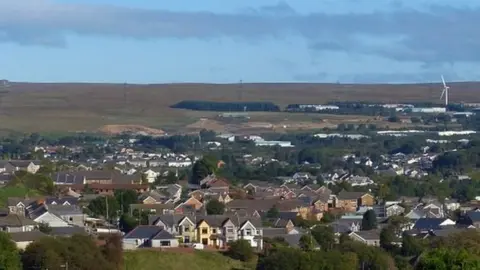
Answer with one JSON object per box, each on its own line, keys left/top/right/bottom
{"left": 124, "top": 250, "right": 254, "bottom": 270}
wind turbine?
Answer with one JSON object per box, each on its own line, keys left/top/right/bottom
{"left": 440, "top": 75, "right": 450, "bottom": 107}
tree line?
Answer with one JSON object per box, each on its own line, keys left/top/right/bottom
{"left": 171, "top": 100, "right": 280, "bottom": 112}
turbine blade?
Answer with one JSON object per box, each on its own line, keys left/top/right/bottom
{"left": 441, "top": 75, "right": 447, "bottom": 88}
{"left": 440, "top": 89, "right": 445, "bottom": 99}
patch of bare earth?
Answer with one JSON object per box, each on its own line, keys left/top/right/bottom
{"left": 186, "top": 119, "right": 226, "bottom": 132}
{"left": 99, "top": 125, "right": 166, "bottom": 136}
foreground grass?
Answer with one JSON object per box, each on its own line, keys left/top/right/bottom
{"left": 124, "top": 250, "right": 255, "bottom": 270}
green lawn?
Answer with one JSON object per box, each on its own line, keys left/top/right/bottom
{"left": 0, "top": 185, "right": 40, "bottom": 207}
{"left": 124, "top": 250, "right": 254, "bottom": 270}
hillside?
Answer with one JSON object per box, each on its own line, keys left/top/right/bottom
{"left": 123, "top": 250, "right": 253, "bottom": 270}
{"left": 0, "top": 82, "right": 479, "bottom": 134}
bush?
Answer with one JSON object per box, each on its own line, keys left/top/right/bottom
{"left": 227, "top": 239, "right": 254, "bottom": 262}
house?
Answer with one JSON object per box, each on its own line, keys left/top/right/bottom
{"left": 26, "top": 203, "right": 71, "bottom": 228}
{"left": 7, "top": 197, "right": 39, "bottom": 216}
{"left": 8, "top": 160, "right": 41, "bottom": 174}
{"left": 128, "top": 159, "right": 148, "bottom": 168}
{"left": 349, "top": 230, "right": 381, "bottom": 246}
{"left": 138, "top": 190, "right": 168, "bottom": 204}
{"left": 412, "top": 218, "right": 456, "bottom": 233}
{"left": 9, "top": 231, "right": 47, "bottom": 250}
{"left": 329, "top": 220, "right": 361, "bottom": 234}
{"left": 458, "top": 211, "right": 480, "bottom": 228}
{"left": 335, "top": 191, "right": 375, "bottom": 212}
{"left": 122, "top": 225, "right": 178, "bottom": 250}
{"left": 46, "top": 204, "right": 86, "bottom": 227}
{"left": 292, "top": 172, "right": 314, "bottom": 183}
{"left": 386, "top": 204, "right": 405, "bottom": 217}
{"left": 443, "top": 199, "right": 461, "bottom": 212}
{"left": 194, "top": 215, "right": 263, "bottom": 249}
{"left": 143, "top": 169, "right": 161, "bottom": 183}
{"left": 0, "top": 213, "right": 37, "bottom": 232}
{"left": 0, "top": 161, "right": 15, "bottom": 173}
{"left": 178, "top": 197, "right": 204, "bottom": 211}
{"left": 150, "top": 215, "right": 196, "bottom": 244}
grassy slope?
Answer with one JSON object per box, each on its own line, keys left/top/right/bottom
{"left": 0, "top": 185, "right": 40, "bottom": 207}
{"left": 123, "top": 250, "right": 254, "bottom": 270}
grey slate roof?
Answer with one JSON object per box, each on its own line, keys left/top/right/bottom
{"left": 9, "top": 231, "right": 46, "bottom": 242}
{"left": 352, "top": 229, "right": 381, "bottom": 241}
{"left": 47, "top": 205, "right": 83, "bottom": 216}
{"left": 45, "top": 197, "right": 80, "bottom": 206}
{"left": 151, "top": 230, "right": 175, "bottom": 240}
{"left": 123, "top": 225, "right": 163, "bottom": 239}
{"left": 413, "top": 218, "right": 449, "bottom": 230}
{"left": 50, "top": 226, "right": 87, "bottom": 236}
{"left": 0, "top": 213, "right": 37, "bottom": 227}
{"left": 466, "top": 211, "right": 480, "bottom": 222}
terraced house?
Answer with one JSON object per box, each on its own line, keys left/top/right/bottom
{"left": 149, "top": 214, "right": 263, "bottom": 250}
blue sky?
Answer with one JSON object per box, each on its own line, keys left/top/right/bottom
{"left": 1, "top": 0, "right": 479, "bottom": 83}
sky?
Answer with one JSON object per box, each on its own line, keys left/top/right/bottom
{"left": 1, "top": 0, "right": 480, "bottom": 84}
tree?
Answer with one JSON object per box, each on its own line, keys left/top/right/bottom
{"left": 266, "top": 206, "right": 279, "bottom": 219}
{"left": 206, "top": 199, "right": 225, "bottom": 215}
{"left": 227, "top": 239, "right": 254, "bottom": 262}
{"left": 311, "top": 226, "right": 335, "bottom": 251}
{"left": 38, "top": 222, "right": 52, "bottom": 234}
{"left": 22, "top": 235, "right": 115, "bottom": 270}
{"left": 361, "top": 209, "right": 377, "bottom": 230}
{"left": 119, "top": 214, "right": 137, "bottom": 233}
{"left": 114, "top": 190, "right": 138, "bottom": 214}
{"left": 87, "top": 196, "right": 120, "bottom": 221}
{"left": 102, "top": 234, "right": 123, "bottom": 270}
{"left": 299, "top": 234, "right": 316, "bottom": 251}
{"left": 379, "top": 226, "right": 396, "bottom": 251}
{"left": 417, "top": 248, "right": 480, "bottom": 270}
{"left": 0, "top": 232, "right": 21, "bottom": 270}
{"left": 401, "top": 233, "right": 424, "bottom": 257}
{"left": 190, "top": 155, "right": 218, "bottom": 185}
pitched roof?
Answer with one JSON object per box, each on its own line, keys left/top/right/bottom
{"left": 45, "top": 197, "right": 80, "bottom": 206}
{"left": 337, "top": 190, "right": 368, "bottom": 200}
{"left": 0, "top": 213, "right": 37, "bottom": 227}
{"left": 152, "top": 230, "right": 176, "bottom": 240}
{"left": 352, "top": 229, "right": 381, "bottom": 241}
{"left": 123, "top": 225, "right": 163, "bottom": 239}
{"left": 466, "top": 211, "right": 480, "bottom": 222}
{"left": 9, "top": 231, "right": 46, "bottom": 242}
{"left": 50, "top": 226, "right": 87, "bottom": 236}
{"left": 413, "top": 218, "right": 450, "bottom": 230}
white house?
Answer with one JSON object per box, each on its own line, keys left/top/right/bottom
{"left": 238, "top": 220, "right": 263, "bottom": 250}
{"left": 144, "top": 169, "right": 162, "bottom": 183}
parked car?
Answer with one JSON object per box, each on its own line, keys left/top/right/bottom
{"left": 191, "top": 243, "right": 204, "bottom": 250}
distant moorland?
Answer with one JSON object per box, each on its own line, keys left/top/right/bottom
{"left": 0, "top": 81, "right": 479, "bottom": 134}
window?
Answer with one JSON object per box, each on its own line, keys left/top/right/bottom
{"left": 202, "top": 228, "right": 208, "bottom": 234}
{"left": 184, "top": 236, "right": 190, "bottom": 243}
{"left": 226, "top": 227, "right": 234, "bottom": 233}
{"left": 212, "top": 229, "right": 217, "bottom": 234}
{"left": 160, "top": 241, "right": 171, "bottom": 247}
{"left": 184, "top": 227, "right": 190, "bottom": 232}
{"left": 245, "top": 229, "right": 252, "bottom": 236}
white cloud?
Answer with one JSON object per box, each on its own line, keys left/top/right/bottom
{"left": 1, "top": 0, "right": 479, "bottom": 68}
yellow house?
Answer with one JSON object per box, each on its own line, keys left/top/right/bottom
{"left": 196, "top": 220, "right": 212, "bottom": 246}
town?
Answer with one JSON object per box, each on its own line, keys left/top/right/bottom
{"left": 1, "top": 107, "right": 480, "bottom": 269}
